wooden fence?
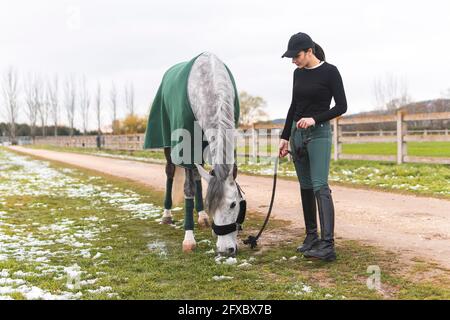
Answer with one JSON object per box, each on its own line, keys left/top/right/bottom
{"left": 34, "top": 134, "right": 144, "bottom": 151}
{"left": 332, "top": 111, "right": 450, "bottom": 164}
{"left": 33, "top": 111, "right": 450, "bottom": 165}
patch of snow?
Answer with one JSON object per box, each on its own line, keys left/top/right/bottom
{"left": 223, "top": 257, "right": 237, "bottom": 265}
{"left": 86, "top": 286, "right": 112, "bottom": 294}
{"left": 147, "top": 241, "right": 167, "bottom": 258}
{"left": 212, "top": 276, "right": 234, "bottom": 281}
{"left": 92, "top": 252, "right": 102, "bottom": 260}
{"left": 237, "top": 262, "right": 252, "bottom": 268}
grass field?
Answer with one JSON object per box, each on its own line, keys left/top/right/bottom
{"left": 25, "top": 144, "right": 450, "bottom": 199}
{"left": 237, "top": 141, "right": 450, "bottom": 158}
{"left": 342, "top": 141, "right": 450, "bottom": 158}
{"left": 1, "top": 148, "right": 450, "bottom": 300}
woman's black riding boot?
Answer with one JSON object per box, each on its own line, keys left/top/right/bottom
{"left": 304, "top": 186, "right": 336, "bottom": 261}
{"left": 296, "top": 188, "right": 319, "bottom": 253}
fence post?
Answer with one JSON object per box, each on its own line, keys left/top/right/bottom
{"left": 396, "top": 110, "right": 407, "bottom": 164}
{"left": 251, "top": 124, "right": 258, "bottom": 163}
{"left": 332, "top": 117, "right": 340, "bottom": 161}
{"left": 266, "top": 128, "right": 271, "bottom": 158}
{"left": 244, "top": 129, "right": 250, "bottom": 164}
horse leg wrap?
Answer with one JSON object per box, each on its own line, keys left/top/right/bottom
{"left": 184, "top": 198, "right": 195, "bottom": 231}
{"left": 194, "top": 179, "right": 204, "bottom": 212}
{"left": 164, "top": 163, "right": 175, "bottom": 210}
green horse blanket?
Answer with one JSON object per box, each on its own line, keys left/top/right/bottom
{"left": 143, "top": 53, "right": 240, "bottom": 168}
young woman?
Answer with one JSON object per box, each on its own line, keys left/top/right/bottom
{"left": 279, "top": 32, "right": 347, "bottom": 262}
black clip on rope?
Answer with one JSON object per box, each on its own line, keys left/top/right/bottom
{"left": 243, "top": 155, "right": 279, "bottom": 249}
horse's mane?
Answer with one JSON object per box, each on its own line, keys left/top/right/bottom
{"left": 188, "top": 53, "right": 236, "bottom": 212}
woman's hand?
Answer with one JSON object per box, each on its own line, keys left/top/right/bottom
{"left": 279, "top": 139, "right": 289, "bottom": 158}
{"left": 296, "top": 117, "right": 315, "bottom": 129}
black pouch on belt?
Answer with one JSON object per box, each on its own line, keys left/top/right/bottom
{"left": 294, "top": 136, "right": 311, "bottom": 161}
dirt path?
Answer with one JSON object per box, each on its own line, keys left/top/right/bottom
{"left": 8, "top": 146, "right": 450, "bottom": 268}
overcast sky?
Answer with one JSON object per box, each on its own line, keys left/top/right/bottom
{"left": 1, "top": 0, "right": 450, "bottom": 129}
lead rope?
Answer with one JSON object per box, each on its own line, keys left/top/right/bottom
{"left": 243, "top": 155, "right": 279, "bottom": 249}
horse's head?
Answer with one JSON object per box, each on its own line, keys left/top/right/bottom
{"left": 195, "top": 163, "right": 245, "bottom": 256}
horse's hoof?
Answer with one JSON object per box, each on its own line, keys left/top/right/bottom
{"left": 182, "top": 241, "right": 196, "bottom": 253}
{"left": 197, "top": 211, "right": 210, "bottom": 228}
{"left": 161, "top": 209, "right": 173, "bottom": 224}
{"left": 161, "top": 216, "right": 173, "bottom": 225}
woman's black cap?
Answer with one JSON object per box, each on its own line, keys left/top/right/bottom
{"left": 281, "top": 32, "right": 314, "bottom": 58}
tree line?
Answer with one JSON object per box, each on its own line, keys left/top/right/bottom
{"left": 1, "top": 66, "right": 270, "bottom": 143}
{"left": 0, "top": 67, "right": 138, "bottom": 143}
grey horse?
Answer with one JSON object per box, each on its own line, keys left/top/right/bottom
{"left": 144, "top": 52, "right": 244, "bottom": 255}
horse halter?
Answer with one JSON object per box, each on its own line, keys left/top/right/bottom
{"left": 209, "top": 169, "right": 247, "bottom": 236}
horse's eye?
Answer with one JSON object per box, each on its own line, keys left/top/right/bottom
{"left": 230, "top": 202, "right": 236, "bottom": 209}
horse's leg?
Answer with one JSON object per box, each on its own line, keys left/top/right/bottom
{"left": 162, "top": 147, "right": 175, "bottom": 224}
{"left": 182, "top": 168, "right": 196, "bottom": 252}
{"left": 193, "top": 165, "right": 209, "bottom": 228}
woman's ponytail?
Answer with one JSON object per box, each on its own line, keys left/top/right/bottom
{"left": 313, "top": 42, "right": 326, "bottom": 61}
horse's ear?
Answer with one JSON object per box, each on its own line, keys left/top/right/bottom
{"left": 194, "top": 163, "right": 212, "bottom": 183}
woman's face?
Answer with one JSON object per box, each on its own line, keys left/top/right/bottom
{"left": 292, "top": 49, "right": 311, "bottom": 68}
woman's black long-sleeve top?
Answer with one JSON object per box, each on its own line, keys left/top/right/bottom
{"left": 281, "top": 62, "right": 347, "bottom": 140}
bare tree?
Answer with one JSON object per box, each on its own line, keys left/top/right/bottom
{"left": 124, "top": 82, "right": 135, "bottom": 116}
{"left": 79, "top": 75, "right": 90, "bottom": 135}
{"left": 24, "top": 73, "right": 39, "bottom": 139}
{"left": 373, "top": 73, "right": 411, "bottom": 110}
{"left": 2, "top": 67, "right": 20, "bottom": 143}
{"left": 37, "top": 76, "right": 49, "bottom": 137}
{"left": 373, "top": 78, "right": 386, "bottom": 110}
{"left": 238, "top": 91, "right": 269, "bottom": 125}
{"left": 110, "top": 81, "right": 118, "bottom": 124}
{"left": 64, "top": 75, "right": 77, "bottom": 137}
{"left": 95, "top": 83, "right": 101, "bottom": 134}
{"left": 47, "top": 75, "right": 59, "bottom": 137}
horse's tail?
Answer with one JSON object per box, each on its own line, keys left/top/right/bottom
{"left": 172, "top": 166, "right": 185, "bottom": 206}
